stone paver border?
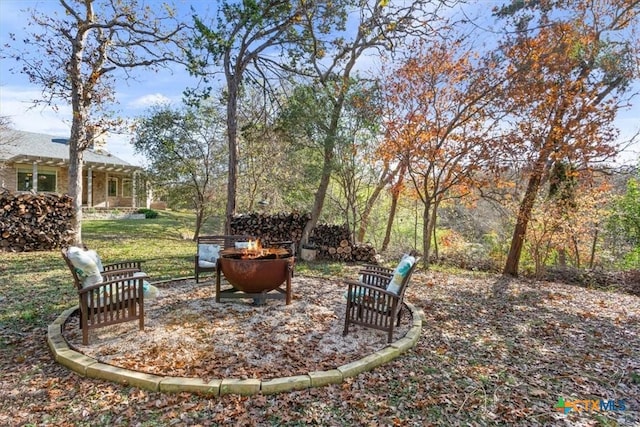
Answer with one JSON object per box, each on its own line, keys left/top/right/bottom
{"left": 47, "top": 282, "right": 424, "bottom": 396}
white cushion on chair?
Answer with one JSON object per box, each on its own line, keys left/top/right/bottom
{"left": 386, "top": 254, "right": 416, "bottom": 294}
{"left": 198, "top": 244, "right": 220, "bottom": 265}
{"left": 67, "top": 246, "right": 103, "bottom": 288}
{"left": 132, "top": 271, "right": 159, "bottom": 299}
{"left": 85, "top": 249, "right": 104, "bottom": 272}
{"left": 198, "top": 259, "right": 217, "bottom": 268}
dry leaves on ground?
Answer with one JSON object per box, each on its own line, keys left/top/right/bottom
{"left": 62, "top": 276, "right": 410, "bottom": 381}
{"left": 3, "top": 271, "right": 639, "bottom": 426}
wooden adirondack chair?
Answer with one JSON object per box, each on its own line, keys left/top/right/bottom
{"left": 194, "top": 235, "right": 255, "bottom": 283}
{"left": 61, "top": 246, "right": 147, "bottom": 345}
{"left": 343, "top": 255, "right": 420, "bottom": 343}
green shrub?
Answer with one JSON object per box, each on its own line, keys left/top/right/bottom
{"left": 137, "top": 208, "right": 159, "bottom": 219}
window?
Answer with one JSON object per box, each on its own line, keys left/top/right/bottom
{"left": 17, "top": 171, "right": 32, "bottom": 191}
{"left": 108, "top": 177, "right": 118, "bottom": 197}
{"left": 122, "top": 179, "right": 132, "bottom": 197}
{"left": 17, "top": 169, "right": 57, "bottom": 192}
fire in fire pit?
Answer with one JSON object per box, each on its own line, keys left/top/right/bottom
{"left": 216, "top": 240, "right": 294, "bottom": 304}
{"left": 222, "top": 240, "right": 290, "bottom": 260}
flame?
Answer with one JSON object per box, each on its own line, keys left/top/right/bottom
{"left": 240, "top": 239, "right": 266, "bottom": 259}
{"left": 247, "top": 239, "right": 261, "bottom": 252}
{"left": 223, "top": 240, "right": 289, "bottom": 260}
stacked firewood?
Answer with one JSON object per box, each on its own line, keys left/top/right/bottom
{"left": 230, "top": 212, "right": 312, "bottom": 244}
{"left": 230, "top": 213, "right": 378, "bottom": 263}
{"left": 311, "top": 223, "right": 350, "bottom": 260}
{"left": 350, "top": 242, "right": 378, "bottom": 263}
{"left": 0, "top": 190, "right": 74, "bottom": 252}
{"left": 311, "top": 223, "right": 377, "bottom": 263}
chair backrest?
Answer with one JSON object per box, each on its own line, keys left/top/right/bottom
{"left": 197, "top": 235, "right": 255, "bottom": 253}
{"left": 395, "top": 256, "right": 420, "bottom": 301}
{"left": 61, "top": 247, "right": 83, "bottom": 291}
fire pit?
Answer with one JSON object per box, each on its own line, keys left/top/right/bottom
{"left": 216, "top": 244, "right": 294, "bottom": 305}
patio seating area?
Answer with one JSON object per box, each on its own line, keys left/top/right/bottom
{"left": 52, "top": 275, "right": 422, "bottom": 395}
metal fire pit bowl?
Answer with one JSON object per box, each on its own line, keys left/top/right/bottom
{"left": 216, "top": 248, "right": 294, "bottom": 304}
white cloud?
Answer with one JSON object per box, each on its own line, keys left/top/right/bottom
{"left": 126, "top": 93, "right": 173, "bottom": 110}
{"left": 0, "top": 86, "right": 72, "bottom": 136}
{"left": 0, "top": 85, "right": 147, "bottom": 166}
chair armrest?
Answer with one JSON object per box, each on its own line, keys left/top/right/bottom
{"left": 346, "top": 280, "right": 399, "bottom": 299}
{"left": 77, "top": 274, "right": 147, "bottom": 295}
{"left": 358, "top": 270, "right": 392, "bottom": 288}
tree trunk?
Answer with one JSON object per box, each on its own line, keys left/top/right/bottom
{"left": 357, "top": 163, "right": 398, "bottom": 243}
{"left": 431, "top": 199, "right": 439, "bottom": 260}
{"left": 381, "top": 166, "right": 406, "bottom": 252}
{"left": 572, "top": 236, "right": 580, "bottom": 268}
{"left": 381, "top": 186, "right": 400, "bottom": 252}
{"left": 588, "top": 224, "right": 599, "bottom": 269}
{"left": 67, "top": 23, "right": 90, "bottom": 246}
{"left": 193, "top": 203, "right": 204, "bottom": 241}
{"left": 225, "top": 78, "right": 239, "bottom": 235}
{"left": 301, "top": 87, "right": 345, "bottom": 245}
{"left": 556, "top": 247, "right": 566, "bottom": 267}
{"left": 422, "top": 199, "right": 433, "bottom": 269}
{"left": 503, "top": 154, "right": 548, "bottom": 276}
{"left": 301, "top": 136, "right": 335, "bottom": 244}
{"left": 68, "top": 140, "right": 84, "bottom": 245}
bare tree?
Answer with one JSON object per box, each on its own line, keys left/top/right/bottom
{"left": 0, "top": 116, "right": 18, "bottom": 178}
{"left": 296, "top": 0, "right": 453, "bottom": 246}
{"left": 3, "top": 0, "right": 186, "bottom": 244}
{"left": 189, "top": 0, "right": 308, "bottom": 234}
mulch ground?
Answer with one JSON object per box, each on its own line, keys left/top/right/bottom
{"left": 1, "top": 271, "right": 639, "bottom": 426}
{"left": 62, "top": 276, "right": 410, "bottom": 381}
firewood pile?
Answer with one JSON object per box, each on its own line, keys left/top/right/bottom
{"left": 0, "top": 190, "right": 74, "bottom": 252}
{"left": 230, "top": 212, "right": 377, "bottom": 263}
{"left": 311, "top": 223, "right": 376, "bottom": 262}
{"left": 230, "top": 212, "right": 312, "bottom": 244}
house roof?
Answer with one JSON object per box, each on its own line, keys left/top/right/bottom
{"left": 0, "top": 129, "right": 140, "bottom": 173}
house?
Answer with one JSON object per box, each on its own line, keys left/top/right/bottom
{"left": 0, "top": 129, "right": 143, "bottom": 209}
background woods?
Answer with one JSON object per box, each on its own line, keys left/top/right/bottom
{"left": 1, "top": 2, "right": 639, "bottom": 425}
{"left": 2, "top": 0, "right": 639, "bottom": 277}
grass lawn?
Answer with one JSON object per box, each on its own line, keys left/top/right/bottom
{"left": 1, "top": 211, "right": 638, "bottom": 426}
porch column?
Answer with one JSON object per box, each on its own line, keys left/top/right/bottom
{"left": 32, "top": 162, "right": 38, "bottom": 192}
{"left": 87, "top": 167, "right": 93, "bottom": 207}
{"left": 132, "top": 170, "right": 137, "bottom": 208}
{"left": 105, "top": 173, "right": 109, "bottom": 208}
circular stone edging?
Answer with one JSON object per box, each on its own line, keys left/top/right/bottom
{"left": 47, "top": 293, "right": 424, "bottom": 396}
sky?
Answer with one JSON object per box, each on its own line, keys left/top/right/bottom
{"left": 0, "top": 0, "right": 213, "bottom": 166}
{"left": 0, "top": 0, "right": 638, "bottom": 168}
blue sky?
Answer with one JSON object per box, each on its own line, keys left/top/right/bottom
{"left": 1, "top": 0, "right": 638, "bottom": 167}
{"left": 0, "top": 0, "right": 213, "bottom": 166}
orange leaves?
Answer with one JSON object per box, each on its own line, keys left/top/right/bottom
{"left": 499, "top": 2, "right": 638, "bottom": 274}
{"left": 380, "top": 36, "right": 500, "bottom": 178}
{"left": 501, "top": 7, "right": 632, "bottom": 162}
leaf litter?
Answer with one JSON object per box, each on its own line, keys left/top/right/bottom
{"left": 2, "top": 269, "right": 638, "bottom": 426}
{"left": 62, "top": 276, "right": 410, "bottom": 381}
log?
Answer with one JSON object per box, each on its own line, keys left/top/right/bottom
{"left": 0, "top": 190, "right": 74, "bottom": 252}
{"left": 229, "top": 213, "right": 378, "bottom": 263}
